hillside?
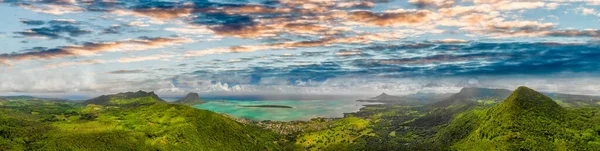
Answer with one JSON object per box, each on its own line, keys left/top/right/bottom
{"left": 172, "top": 93, "right": 205, "bottom": 105}
{"left": 438, "top": 86, "right": 600, "bottom": 150}
{"left": 83, "top": 91, "right": 166, "bottom": 106}
{"left": 337, "top": 86, "right": 600, "bottom": 150}
{"left": 0, "top": 92, "right": 293, "bottom": 150}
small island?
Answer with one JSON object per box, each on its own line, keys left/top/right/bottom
{"left": 239, "top": 105, "right": 293, "bottom": 108}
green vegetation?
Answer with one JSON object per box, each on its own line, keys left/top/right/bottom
{"left": 2, "top": 87, "right": 600, "bottom": 150}
{"left": 0, "top": 92, "right": 293, "bottom": 151}
{"left": 83, "top": 91, "right": 166, "bottom": 107}
{"left": 262, "top": 86, "right": 600, "bottom": 151}
{"left": 444, "top": 87, "right": 600, "bottom": 150}
{"left": 295, "top": 117, "right": 373, "bottom": 150}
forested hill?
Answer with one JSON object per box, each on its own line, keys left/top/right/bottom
{"left": 0, "top": 91, "right": 295, "bottom": 150}
{"left": 437, "top": 86, "right": 600, "bottom": 150}
{"left": 83, "top": 90, "right": 166, "bottom": 106}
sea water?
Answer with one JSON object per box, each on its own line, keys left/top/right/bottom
{"left": 193, "top": 100, "right": 375, "bottom": 121}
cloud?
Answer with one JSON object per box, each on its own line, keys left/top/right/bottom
{"left": 281, "top": 23, "right": 330, "bottom": 34}
{"left": 577, "top": 7, "right": 600, "bottom": 17}
{"left": 209, "top": 24, "right": 273, "bottom": 38}
{"left": 164, "top": 26, "right": 214, "bottom": 35}
{"left": 337, "top": 1, "right": 375, "bottom": 9}
{"left": 0, "top": 68, "right": 99, "bottom": 93}
{"left": 0, "top": 37, "right": 192, "bottom": 65}
{"left": 546, "top": 29, "right": 600, "bottom": 38}
{"left": 220, "top": 4, "right": 293, "bottom": 14}
{"left": 431, "top": 39, "right": 470, "bottom": 43}
{"left": 355, "top": 53, "right": 502, "bottom": 66}
{"left": 129, "top": 7, "right": 194, "bottom": 20}
{"left": 171, "top": 42, "right": 600, "bottom": 95}
{"left": 20, "top": 19, "right": 45, "bottom": 26}
{"left": 107, "top": 69, "right": 146, "bottom": 74}
{"left": 44, "top": 59, "right": 105, "bottom": 68}
{"left": 15, "top": 24, "right": 92, "bottom": 40}
{"left": 117, "top": 54, "right": 174, "bottom": 63}
{"left": 347, "top": 9, "right": 431, "bottom": 26}
{"left": 494, "top": 1, "right": 545, "bottom": 11}
{"left": 336, "top": 50, "right": 364, "bottom": 56}
{"left": 184, "top": 33, "right": 402, "bottom": 57}
{"left": 409, "top": 0, "right": 455, "bottom": 8}
{"left": 545, "top": 3, "right": 560, "bottom": 10}
{"left": 461, "top": 20, "right": 557, "bottom": 38}
{"left": 17, "top": 3, "right": 83, "bottom": 15}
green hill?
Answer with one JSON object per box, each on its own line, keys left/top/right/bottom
{"left": 1, "top": 92, "right": 292, "bottom": 150}
{"left": 83, "top": 91, "right": 166, "bottom": 107}
{"left": 438, "top": 86, "right": 600, "bottom": 150}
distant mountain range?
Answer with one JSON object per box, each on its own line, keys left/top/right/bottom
{"left": 430, "top": 87, "right": 513, "bottom": 108}
{"left": 358, "top": 92, "right": 452, "bottom": 105}
{"left": 360, "top": 87, "right": 600, "bottom": 108}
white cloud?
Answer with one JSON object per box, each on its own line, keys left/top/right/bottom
{"left": 118, "top": 54, "right": 174, "bottom": 63}
{"left": 18, "top": 4, "right": 83, "bottom": 15}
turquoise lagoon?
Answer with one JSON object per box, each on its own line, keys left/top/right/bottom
{"left": 193, "top": 100, "right": 376, "bottom": 121}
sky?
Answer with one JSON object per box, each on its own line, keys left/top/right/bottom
{"left": 0, "top": 0, "right": 599, "bottom": 97}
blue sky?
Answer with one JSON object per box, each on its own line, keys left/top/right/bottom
{"left": 0, "top": 0, "right": 599, "bottom": 96}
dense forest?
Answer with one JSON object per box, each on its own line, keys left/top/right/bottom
{"left": 1, "top": 86, "right": 600, "bottom": 150}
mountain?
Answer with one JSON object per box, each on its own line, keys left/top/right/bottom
{"left": 172, "top": 93, "right": 205, "bottom": 105}
{"left": 431, "top": 87, "right": 512, "bottom": 108}
{"left": 494, "top": 86, "right": 564, "bottom": 116}
{"left": 372, "top": 93, "right": 402, "bottom": 101}
{"left": 437, "top": 86, "right": 600, "bottom": 150}
{"left": 83, "top": 90, "right": 166, "bottom": 106}
{"left": 358, "top": 92, "right": 451, "bottom": 105}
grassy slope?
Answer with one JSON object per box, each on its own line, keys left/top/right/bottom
{"left": 0, "top": 95, "right": 288, "bottom": 151}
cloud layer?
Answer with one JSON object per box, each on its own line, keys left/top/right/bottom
{"left": 0, "top": 0, "right": 599, "bottom": 95}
